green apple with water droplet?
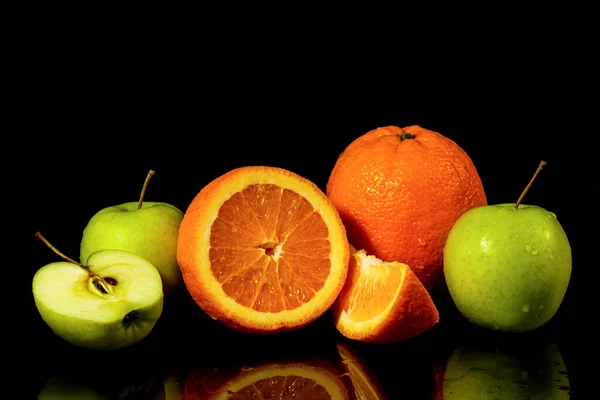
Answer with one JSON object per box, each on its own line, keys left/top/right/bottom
{"left": 33, "top": 232, "right": 164, "bottom": 350}
{"left": 80, "top": 170, "right": 184, "bottom": 295}
{"left": 443, "top": 161, "right": 572, "bottom": 332}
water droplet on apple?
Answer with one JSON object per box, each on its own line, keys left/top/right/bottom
{"left": 539, "top": 304, "right": 544, "bottom": 310}
{"left": 510, "top": 235, "right": 519, "bottom": 241}
{"left": 549, "top": 255, "right": 556, "bottom": 260}
{"left": 525, "top": 244, "right": 532, "bottom": 252}
{"left": 531, "top": 249, "right": 538, "bottom": 255}
{"left": 549, "top": 212, "right": 557, "bottom": 219}
{"left": 522, "top": 304, "right": 530, "bottom": 312}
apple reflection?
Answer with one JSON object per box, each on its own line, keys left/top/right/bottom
{"left": 37, "top": 368, "right": 183, "bottom": 399}
{"left": 38, "top": 375, "right": 108, "bottom": 400}
{"left": 434, "top": 340, "right": 571, "bottom": 399}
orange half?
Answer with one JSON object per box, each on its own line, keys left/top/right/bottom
{"left": 332, "top": 247, "right": 439, "bottom": 343}
{"left": 177, "top": 166, "right": 350, "bottom": 334}
{"left": 183, "top": 363, "right": 350, "bottom": 400}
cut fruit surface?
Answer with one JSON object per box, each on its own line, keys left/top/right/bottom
{"left": 183, "top": 362, "right": 349, "bottom": 400}
{"left": 332, "top": 247, "right": 439, "bottom": 343}
{"left": 177, "top": 166, "right": 350, "bottom": 334}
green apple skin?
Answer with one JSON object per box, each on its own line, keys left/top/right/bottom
{"left": 441, "top": 343, "right": 570, "bottom": 399}
{"left": 80, "top": 201, "right": 184, "bottom": 295}
{"left": 33, "top": 249, "right": 164, "bottom": 351}
{"left": 443, "top": 203, "right": 571, "bottom": 332}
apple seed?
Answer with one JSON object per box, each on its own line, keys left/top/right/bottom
{"left": 104, "top": 277, "right": 118, "bottom": 285}
{"left": 91, "top": 275, "right": 114, "bottom": 295}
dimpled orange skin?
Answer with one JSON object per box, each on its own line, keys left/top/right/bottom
{"left": 326, "top": 125, "right": 487, "bottom": 290}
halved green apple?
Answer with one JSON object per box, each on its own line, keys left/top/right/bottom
{"left": 33, "top": 233, "right": 164, "bottom": 351}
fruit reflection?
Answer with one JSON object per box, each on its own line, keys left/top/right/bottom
{"left": 336, "top": 341, "right": 388, "bottom": 400}
{"left": 434, "top": 340, "right": 571, "bottom": 399}
{"left": 37, "top": 368, "right": 183, "bottom": 399}
{"left": 183, "top": 359, "right": 349, "bottom": 400}
{"left": 118, "top": 370, "right": 183, "bottom": 399}
{"left": 38, "top": 375, "right": 108, "bottom": 400}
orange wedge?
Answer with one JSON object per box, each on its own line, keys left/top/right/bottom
{"left": 183, "top": 362, "right": 350, "bottom": 400}
{"left": 177, "top": 166, "right": 350, "bottom": 334}
{"left": 332, "top": 247, "right": 439, "bottom": 343}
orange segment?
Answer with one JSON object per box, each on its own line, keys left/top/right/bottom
{"left": 177, "top": 166, "right": 350, "bottom": 334}
{"left": 183, "top": 363, "right": 350, "bottom": 400}
{"left": 345, "top": 260, "right": 404, "bottom": 322}
{"left": 332, "top": 247, "right": 439, "bottom": 344}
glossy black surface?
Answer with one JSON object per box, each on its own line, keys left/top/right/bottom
{"left": 30, "top": 288, "right": 576, "bottom": 399}
{"left": 22, "top": 61, "right": 582, "bottom": 398}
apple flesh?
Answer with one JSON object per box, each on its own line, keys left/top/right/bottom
{"left": 33, "top": 249, "right": 164, "bottom": 350}
{"left": 443, "top": 203, "right": 572, "bottom": 332}
{"left": 80, "top": 201, "right": 184, "bottom": 295}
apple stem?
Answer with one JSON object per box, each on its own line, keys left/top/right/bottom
{"left": 35, "top": 232, "right": 89, "bottom": 271}
{"left": 514, "top": 160, "right": 547, "bottom": 209}
{"left": 138, "top": 169, "right": 156, "bottom": 209}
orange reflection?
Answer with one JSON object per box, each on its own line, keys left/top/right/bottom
{"left": 335, "top": 341, "right": 389, "bottom": 400}
{"left": 183, "top": 359, "right": 350, "bottom": 400}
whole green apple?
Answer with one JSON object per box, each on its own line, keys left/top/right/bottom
{"left": 80, "top": 170, "right": 184, "bottom": 295}
{"left": 440, "top": 341, "right": 570, "bottom": 399}
{"left": 443, "top": 161, "right": 572, "bottom": 332}
{"left": 33, "top": 232, "right": 164, "bottom": 351}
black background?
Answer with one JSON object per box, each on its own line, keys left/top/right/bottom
{"left": 16, "top": 24, "right": 588, "bottom": 398}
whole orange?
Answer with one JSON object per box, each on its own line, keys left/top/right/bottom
{"left": 326, "top": 125, "right": 487, "bottom": 290}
